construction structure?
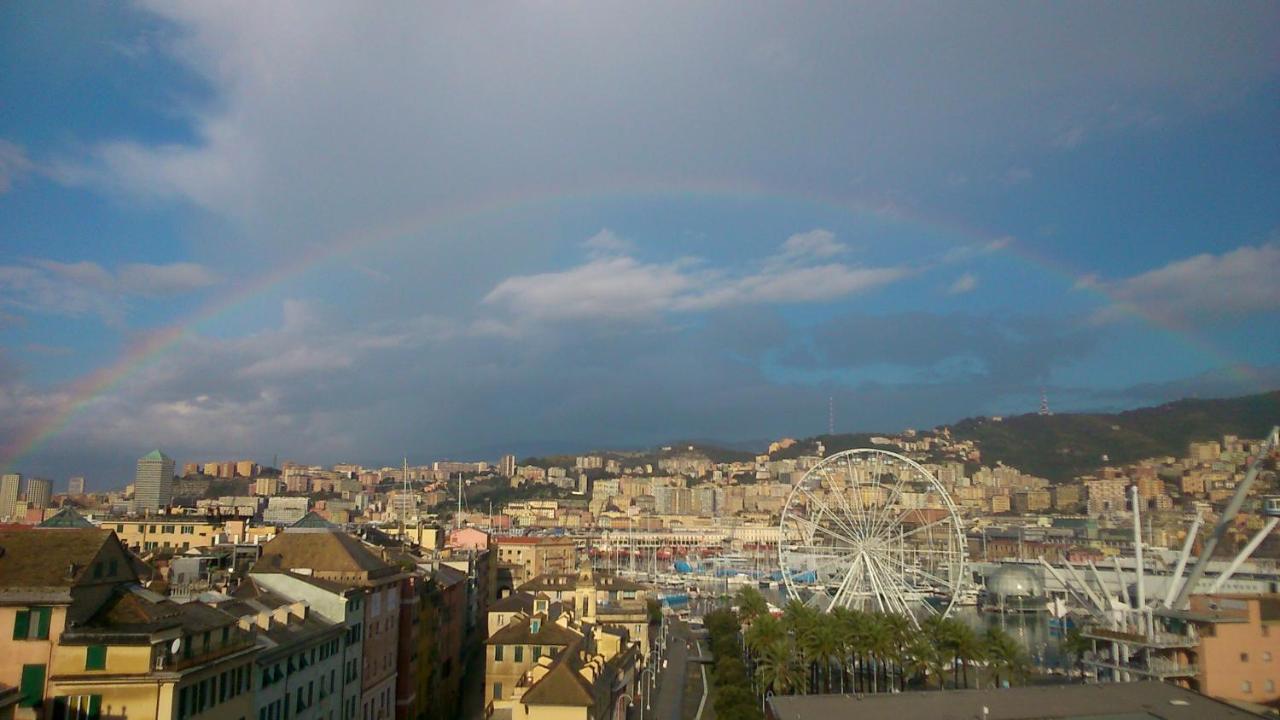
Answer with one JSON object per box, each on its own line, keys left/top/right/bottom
{"left": 1051, "top": 426, "right": 1280, "bottom": 707}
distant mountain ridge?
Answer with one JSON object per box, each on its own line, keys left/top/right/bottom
{"left": 948, "top": 390, "right": 1280, "bottom": 481}
{"left": 527, "top": 390, "right": 1279, "bottom": 482}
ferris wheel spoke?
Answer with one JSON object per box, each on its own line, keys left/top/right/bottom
{"left": 829, "top": 552, "right": 863, "bottom": 610}
{"left": 896, "top": 514, "right": 956, "bottom": 542}
{"left": 867, "top": 552, "right": 936, "bottom": 619}
{"left": 825, "top": 464, "right": 874, "bottom": 541}
{"left": 785, "top": 511, "right": 861, "bottom": 547}
{"left": 780, "top": 448, "right": 967, "bottom": 619}
{"left": 868, "top": 468, "right": 913, "bottom": 540}
{"left": 876, "top": 551, "right": 956, "bottom": 590}
{"left": 796, "top": 484, "right": 863, "bottom": 541}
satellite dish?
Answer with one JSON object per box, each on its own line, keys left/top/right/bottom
{"left": 170, "top": 638, "right": 182, "bottom": 654}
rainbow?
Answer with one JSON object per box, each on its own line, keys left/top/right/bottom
{"left": 0, "top": 179, "right": 1260, "bottom": 472}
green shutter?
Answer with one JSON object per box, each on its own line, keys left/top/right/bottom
{"left": 36, "top": 607, "right": 51, "bottom": 639}
{"left": 88, "top": 694, "right": 102, "bottom": 720}
{"left": 12, "top": 609, "right": 30, "bottom": 639}
{"left": 19, "top": 664, "right": 45, "bottom": 707}
{"left": 86, "top": 644, "right": 107, "bottom": 670}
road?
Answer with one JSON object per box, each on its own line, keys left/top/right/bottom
{"left": 645, "top": 621, "right": 691, "bottom": 720}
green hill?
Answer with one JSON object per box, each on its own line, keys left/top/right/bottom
{"left": 950, "top": 390, "right": 1280, "bottom": 481}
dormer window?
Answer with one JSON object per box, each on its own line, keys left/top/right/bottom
{"left": 531, "top": 618, "right": 542, "bottom": 633}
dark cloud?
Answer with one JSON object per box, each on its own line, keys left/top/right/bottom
{"left": 799, "top": 311, "right": 1101, "bottom": 384}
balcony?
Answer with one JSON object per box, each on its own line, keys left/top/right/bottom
{"left": 1081, "top": 652, "right": 1198, "bottom": 679}
{"left": 1081, "top": 626, "right": 1198, "bottom": 649}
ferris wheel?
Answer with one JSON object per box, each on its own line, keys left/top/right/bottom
{"left": 778, "top": 448, "right": 967, "bottom": 624}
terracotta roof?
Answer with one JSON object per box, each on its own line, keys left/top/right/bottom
{"left": 252, "top": 530, "right": 398, "bottom": 582}
{"left": 519, "top": 654, "right": 594, "bottom": 707}
{"left": 434, "top": 564, "right": 468, "bottom": 589}
{"left": 0, "top": 528, "right": 115, "bottom": 589}
{"left": 487, "top": 615, "right": 582, "bottom": 647}
{"left": 67, "top": 586, "right": 237, "bottom": 642}
{"left": 490, "top": 593, "right": 536, "bottom": 614}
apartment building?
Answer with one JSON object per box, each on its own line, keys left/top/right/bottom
{"left": 251, "top": 514, "right": 406, "bottom": 720}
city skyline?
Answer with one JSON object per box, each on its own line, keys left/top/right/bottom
{"left": 2, "top": 2, "right": 1279, "bottom": 484}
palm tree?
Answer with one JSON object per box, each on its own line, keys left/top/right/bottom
{"left": 920, "top": 616, "right": 957, "bottom": 689}
{"left": 755, "top": 638, "right": 806, "bottom": 698}
{"left": 865, "top": 613, "right": 895, "bottom": 694}
{"left": 905, "top": 632, "right": 946, "bottom": 690}
{"left": 783, "top": 601, "right": 820, "bottom": 692}
{"left": 745, "top": 613, "right": 784, "bottom": 657}
{"left": 985, "top": 627, "right": 1030, "bottom": 688}
{"left": 736, "top": 586, "right": 770, "bottom": 624}
{"left": 1062, "top": 626, "right": 1091, "bottom": 682}
{"left": 879, "top": 612, "right": 912, "bottom": 691}
{"left": 805, "top": 619, "right": 843, "bottom": 692}
{"left": 949, "top": 621, "right": 984, "bottom": 689}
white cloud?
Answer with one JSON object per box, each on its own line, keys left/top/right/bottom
{"left": 0, "top": 259, "right": 221, "bottom": 322}
{"left": 50, "top": 3, "right": 1278, "bottom": 255}
{"left": 1053, "top": 126, "right": 1087, "bottom": 150}
{"left": 482, "top": 230, "right": 905, "bottom": 323}
{"left": 775, "top": 230, "right": 846, "bottom": 263}
{"left": 1088, "top": 242, "right": 1280, "bottom": 325}
{"left": 582, "top": 229, "right": 632, "bottom": 258}
{"left": 118, "top": 262, "right": 220, "bottom": 295}
{"left": 0, "top": 140, "right": 32, "bottom": 194}
{"left": 948, "top": 273, "right": 978, "bottom": 294}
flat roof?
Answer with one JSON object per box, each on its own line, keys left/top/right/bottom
{"left": 766, "top": 682, "right": 1263, "bottom": 720}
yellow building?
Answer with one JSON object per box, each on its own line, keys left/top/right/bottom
{"left": 1, "top": 516, "right": 258, "bottom": 720}
{"left": 46, "top": 589, "right": 257, "bottom": 720}
{"left": 106, "top": 519, "right": 224, "bottom": 553}
{"left": 494, "top": 538, "right": 575, "bottom": 586}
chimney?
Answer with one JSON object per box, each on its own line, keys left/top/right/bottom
{"left": 290, "top": 601, "right": 307, "bottom": 621}
{"left": 256, "top": 612, "right": 272, "bottom": 631}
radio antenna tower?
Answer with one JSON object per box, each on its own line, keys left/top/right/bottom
{"left": 828, "top": 396, "right": 835, "bottom": 435}
{"left": 1039, "top": 388, "right": 1052, "bottom": 416}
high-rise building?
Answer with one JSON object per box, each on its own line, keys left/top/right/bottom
{"left": 500, "top": 454, "right": 517, "bottom": 477}
{"left": 67, "top": 476, "right": 85, "bottom": 495}
{"left": 134, "top": 450, "right": 175, "bottom": 514}
{"left": 0, "top": 473, "right": 20, "bottom": 519}
{"left": 24, "top": 477, "right": 52, "bottom": 510}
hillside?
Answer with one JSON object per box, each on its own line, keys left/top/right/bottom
{"left": 950, "top": 390, "right": 1280, "bottom": 481}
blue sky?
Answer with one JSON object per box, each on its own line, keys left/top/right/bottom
{"left": 1, "top": 2, "right": 1278, "bottom": 488}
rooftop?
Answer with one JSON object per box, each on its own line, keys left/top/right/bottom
{"left": 487, "top": 614, "right": 583, "bottom": 647}
{"left": 0, "top": 528, "right": 117, "bottom": 590}
{"left": 766, "top": 682, "right": 1262, "bottom": 720}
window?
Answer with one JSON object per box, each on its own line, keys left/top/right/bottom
{"left": 162, "top": 525, "right": 175, "bottom": 533}
{"left": 52, "top": 694, "right": 101, "bottom": 720}
{"left": 1242, "top": 680, "right": 1253, "bottom": 693}
{"left": 494, "top": 645, "right": 503, "bottom": 662}
{"left": 13, "top": 607, "right": 52, "bottom": 640}
{"left": 85, "top": 645, "right": 107, "bottom": 670}
{"left": 178, "top": 687, "right": 190, "bottom": 719}
{"left": 92, "top": 562, "right": 103, "bottom": 579}
{"left": 19, "top": 664, "right": 45, "bottom": 708}
{"left": 492, "top": 682, "right": 503, "bottom": 700}
{"left": 108, "top": 559, "right": 118, "bottom": 575}
{"left": 514, "top": 646, "right": 523, "bottom": 662}
{"left": 1242, "top": 653, "right": 1250, "bottom": 662}
{"left": 1268, "top": 680, "right": 1277, "bottom": 693}
{"left": 533, "top": 646, "right": 541, "bottom": 660}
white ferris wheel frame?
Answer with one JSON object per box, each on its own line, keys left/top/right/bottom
{"left": 777, "top": 448, "right": 968, "bottom": 624}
